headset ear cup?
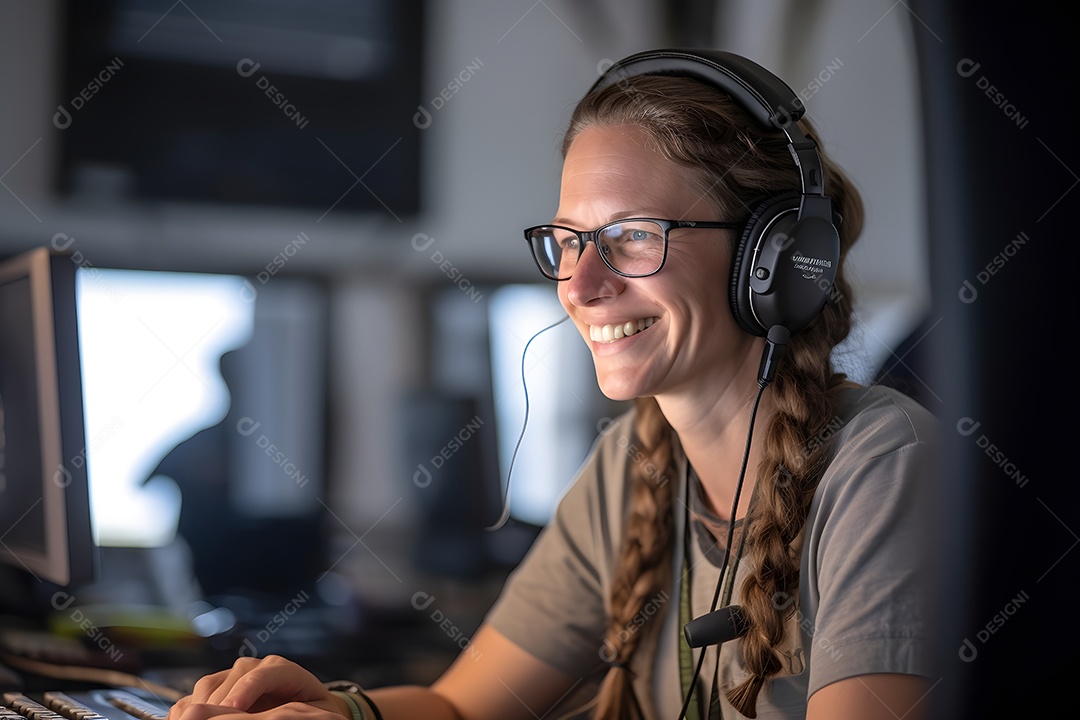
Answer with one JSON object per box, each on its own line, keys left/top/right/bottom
{"left": 729, "top": 191, "right": 802, "bottom": 337}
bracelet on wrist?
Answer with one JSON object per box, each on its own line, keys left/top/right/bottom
{"left": 329, "top": 691, "right": 366, "bottom": 720}
{"left": 325, "top": 681, "right": 383, "bottom": 720}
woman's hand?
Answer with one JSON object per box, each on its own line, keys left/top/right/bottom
{"left": 169, "top": 702, "right": 347, "bottom": 720}
{"left": 167, "top": 656, "right": 349, "bottom": 720}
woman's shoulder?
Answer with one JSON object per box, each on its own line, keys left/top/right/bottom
{"left": 804, "top": 384, "right": 943, "bottom": 552}
{"left": 830, "top": 383, "right": 940, "bottom": 456}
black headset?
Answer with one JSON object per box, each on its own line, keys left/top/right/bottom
{"left": 587, "top": 49, "right": 841, "bottom": 339}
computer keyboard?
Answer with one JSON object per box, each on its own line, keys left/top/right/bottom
{"left": 1, "top": 689, "right": 172, "bottom": 720}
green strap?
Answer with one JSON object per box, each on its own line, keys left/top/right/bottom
{"left": 679, "top": 469, "right": 750, "bottom": 720}
{"left": 678, "top": 541, "right": 702, "bottom": 720}
{"left": 681, "top": 531, "right": 732, "bottom": 720}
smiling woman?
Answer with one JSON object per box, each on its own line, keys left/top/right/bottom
{"left": 166, "top": 48, "right": 939, "bottom": 720}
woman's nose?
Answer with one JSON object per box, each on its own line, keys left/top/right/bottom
{"left": 563, "top": 241, "right": 625, "bottom": 306}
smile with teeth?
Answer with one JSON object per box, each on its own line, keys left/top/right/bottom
{"left": 589, "top": 317, "right": 658, "bottom": 343}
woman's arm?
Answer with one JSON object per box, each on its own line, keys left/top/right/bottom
{"left": 373, "top": 625, "right": 580, "bottom": 720}
{"left": 807, "top": 673, "right": 932, "bottom": 720}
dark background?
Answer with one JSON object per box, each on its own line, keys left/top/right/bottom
{"left": 912, "top": 2, "right": 1080, "bottom": 717}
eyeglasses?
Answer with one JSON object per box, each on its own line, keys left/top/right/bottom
{"left": 524, "top": 218, "right": 741, "bottom": 281}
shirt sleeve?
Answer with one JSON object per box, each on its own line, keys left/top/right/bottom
{"left": 484, "top": 416, "right": 632, "bottom": 678}
{"left": 802, "top": 391, "right": 943, "bottom": 697}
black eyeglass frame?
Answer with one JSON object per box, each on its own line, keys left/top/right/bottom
{"left": 524, "top": 218, "right": 742, "bottom": 281}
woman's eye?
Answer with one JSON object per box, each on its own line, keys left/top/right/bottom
{"left": 630, "top": 229, "right": 650, "bottom": 241}
{"left": 555, "top": 234, "right": 578, "bottom": 250}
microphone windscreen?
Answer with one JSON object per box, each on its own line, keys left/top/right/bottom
{"left": 683, "top": 605, "right": 749, "bottom": 648}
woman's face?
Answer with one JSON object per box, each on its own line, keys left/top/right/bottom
{"left": 556, "top": 123, "right": 759, "bottom": 402}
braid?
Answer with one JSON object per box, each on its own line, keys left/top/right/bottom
{"left": 724, "top": 335, "right": 848, "bottom": 715}
{"left": 725, "top": 166, "right": 861, "bottom": 717}
{"left": 591, "top": 398, "right": 676, "bottom": 720}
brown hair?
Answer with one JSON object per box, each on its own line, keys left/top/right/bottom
{"left": 564, "top": 74, "right": 863, "bottom": 718}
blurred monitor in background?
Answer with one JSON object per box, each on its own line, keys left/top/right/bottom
{"left": 57, "top": 0, "right": 424, "bottom": 217}
{"left": 487, "top": 284, "right": 621, "bottom": 528}
{"left": 74, "top": 265, "right": 329, "bottom": 603}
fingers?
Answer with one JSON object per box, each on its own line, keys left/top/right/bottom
{"left": 217, "top": 655, "right": 328, "bottom": 711}
{"left": 166, "top": 695, "right": 191, "bottom": 720}
{"left": 187, "top": 668, "right": 235, "bottom": 704}
{"left": 167, "top": 655, "right": 333, "bottom": 718}
{"left": 170, "top": 702, "right": 242, "bottom": 720}
{"left": 168, "top": 666, "right": 246, "bottom": 720}
{"left": 207, "top": 657, "right": 267, "bottom": 708}
{"left": 171, "top": 701, "right": 343, "bottom": 720}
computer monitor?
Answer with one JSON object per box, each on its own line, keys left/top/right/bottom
{"left": 0, "top": 247, "right": 95, "bottom": 588}
{"left": 57, "top": 0, "right": 425, "bottom": 217}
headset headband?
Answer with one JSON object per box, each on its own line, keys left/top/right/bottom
{"left": 590, "top": 49, "right": 804, "bottom": 130}
{"left": 589, "top": 48, "right": 829, "bottom": 212}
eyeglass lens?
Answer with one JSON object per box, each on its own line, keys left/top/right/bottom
{"left": 528, "top": 220, "right": 666, "bottom": 279}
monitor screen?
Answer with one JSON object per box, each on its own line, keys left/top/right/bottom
{"left": 0, "top": 248, "right": 94, "bottom": 587}
{"left": 74, "top": 263, "right": 329, "bottom": 596}
{"left": 75, "top": 267, "right": 256, "bottom": 548}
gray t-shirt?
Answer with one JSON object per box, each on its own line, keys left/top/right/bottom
{"left": 485, "top": 385, "right": 941, "bottom": 719}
